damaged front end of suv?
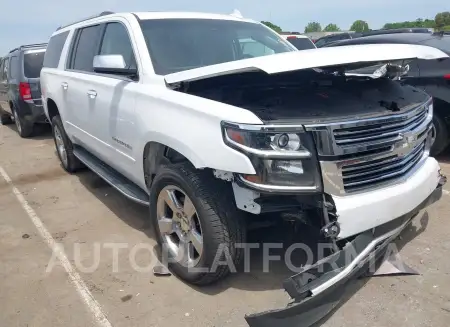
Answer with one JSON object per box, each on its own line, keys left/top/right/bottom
{"left": 166, "top": 44, "right": 448, "bottom": 327}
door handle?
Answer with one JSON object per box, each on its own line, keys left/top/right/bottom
{"left": 61, "top": 82, "right": 68, "bottom": 90}
{"left": 87, "top": 90, "right": 97, "bottom": 98}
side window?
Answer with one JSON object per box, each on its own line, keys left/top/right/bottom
{"left": 43, "top": 31, "right": 69, "bottom": 68}
{"left": 99, "top": 22, "right": 136, "bottom": 69}
{"left": 9, "top": 56, "right": 18, "bottom": 79}
{"left": 314, "top": 38, "right": 326, "bottom": 47}
{"left": 239, "top": 39, "right": 275, "bottom": 57}
{"left": 71, "top": 25, "right": 102, "bottom": 72}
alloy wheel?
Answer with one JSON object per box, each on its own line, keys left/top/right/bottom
{"left": 156, "top": 185, "right": 203, "bottom": 267}
{"left": 54, "top": 126, "right": 68, "bottom": 167}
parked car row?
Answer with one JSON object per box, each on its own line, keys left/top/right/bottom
{"left": 0, "top": 43, "right": 47, "bottom": 137}
{"left": 1, "top": 11, "right": 449, "bottom": 327}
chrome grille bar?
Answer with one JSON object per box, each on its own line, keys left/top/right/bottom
{"left": 334, "top": 110, "right": 427, "bottom": 145}
{"left": 308, "top": 98, "right": 433, "bottom": 195}
{"left": 342, "top": 142, "right": 425, "bottom": 191}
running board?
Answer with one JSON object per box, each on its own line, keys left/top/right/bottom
{"left": 73, "top": 146, "right": 150, "bottom": 206}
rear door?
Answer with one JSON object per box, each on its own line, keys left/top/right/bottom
{"left": 7, "top": 55, "right": 19, "bottom": 111}
{"left": 64, "top": 23, "right": 104, "bottom": 155}
{"left": 0, "top": 57, "right": 10, "bottom": 113}
{"left": 23, "top": 48, "right": 46, "bottom": 105}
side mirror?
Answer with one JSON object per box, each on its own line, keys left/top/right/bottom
{"left": 93, "top": 55, "right": 137, "bottom": 77}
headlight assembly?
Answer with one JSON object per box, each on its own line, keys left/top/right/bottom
{"left": 222, "top": 122, "right": 322, "bottom": 192}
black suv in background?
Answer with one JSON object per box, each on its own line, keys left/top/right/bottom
{"left": 323, "top": 32, "right": 450, "bottom": 155}
{"left": 314, "top": 28, "right": 433, "bottom": 48}
{"left": 0, "top": 43, "right": 47, "bottom": 137}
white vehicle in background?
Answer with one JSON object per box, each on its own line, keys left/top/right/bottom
{"left": 279, "top": 31, "right": 317, "bottom": 50}
{"left": 40, "top": 11, "right": 447, "bottom": 327}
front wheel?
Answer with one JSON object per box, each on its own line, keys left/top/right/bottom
{"left": 430, "top": 114, "right": 449, "bottom": 156}
{"left": 149, "top": 163, "right": 246, "bottom": 285}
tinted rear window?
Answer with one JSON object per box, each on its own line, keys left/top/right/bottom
{"left": 24, "top": 51, "right": 45, "bottom": 78}
{"left": 43, "top": 31, "right": 69, "bottom": 68}
{"left": 286, "top": 37, "right": 316, "bottom": 50}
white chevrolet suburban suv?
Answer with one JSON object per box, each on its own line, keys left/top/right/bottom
{"left": 41, "top": 11, "right": 447, "bottom": 326}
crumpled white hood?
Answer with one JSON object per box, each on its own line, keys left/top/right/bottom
{"left": 165, "top": 43, "right": 448, "bottom": 84}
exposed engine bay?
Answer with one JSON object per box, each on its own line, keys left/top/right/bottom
{"left": 177, "top": 68, "right": 429, "bottom": 124}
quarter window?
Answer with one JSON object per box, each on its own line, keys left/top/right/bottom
{"left": 99, "top": 22, "right": 137, "bottom": 69}
{"left": 9, "top": 57, "right": 18, "bottom": 79}
{"left": 43, "top": 31, "right": 69, "bottom": 68}
{"left": 72, "top": 25, "right": 102, "bottom": 72}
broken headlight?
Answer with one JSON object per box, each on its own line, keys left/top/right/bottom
{"left": 222, "top": 122, "right": 322, "bottom": 192}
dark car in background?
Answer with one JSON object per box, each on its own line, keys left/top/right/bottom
{"left": 323, "top": 32, "right": 450, "bottom": 155}
{"left": 0, "top": 43, "right": 47, "bottom": 137}
{"left": 314, "top": 28, "right": 433, "bottom": 48}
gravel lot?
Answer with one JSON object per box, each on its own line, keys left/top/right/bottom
{"left": 1, "top": 122, "right": 450, "bottom": 327}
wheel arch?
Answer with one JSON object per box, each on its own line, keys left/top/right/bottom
{"left": 142, "top": 140, "right": 200, "bottom": 188}
{"left": 46, "top": 98, "right": 61, "bottom": 122}
{"left": 433, "top": 97, "right": 450, "bottom": 125}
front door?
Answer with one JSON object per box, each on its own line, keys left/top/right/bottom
{"left": 89, "top": 21, "right": 140, "bottom": 181}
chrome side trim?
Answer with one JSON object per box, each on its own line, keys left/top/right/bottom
{"left": 237, "top": 175, "right": 320, "bottom": 193}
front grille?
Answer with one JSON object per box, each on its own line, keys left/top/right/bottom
{"left": 342, "top": 141, "right": 425, "bottom": 192}
{"left": 307, "top": 100, "right": 433, "bottom": 195}
{"left": 333, "top": 108, "right": 427, "bottom": 146}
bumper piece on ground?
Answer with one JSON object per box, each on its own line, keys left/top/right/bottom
{"left": 245, "top": 179, "right": 445, "bottom": 327}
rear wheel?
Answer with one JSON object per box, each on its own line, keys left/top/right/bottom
{"left": 149, "top": 163, "right": 246, "bottom": 285}
{"left": 13, "top": 108, "right": 33, "bottom": 137}
{"left": 51, "top": 115, "right": 84, "bottom": 172}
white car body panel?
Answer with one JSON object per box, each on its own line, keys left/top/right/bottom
{"left": 334, "top": 157, "right": 440, "bottom": 239}
{"left": 40, "top": 12, "right": 445, "bottom": 239}
{"left": 164, "top": 44, "right": 448, "bottom": 84}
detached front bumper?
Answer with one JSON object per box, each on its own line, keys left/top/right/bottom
{"left": 245, "top": 173, "right": 446, "bottom": 327}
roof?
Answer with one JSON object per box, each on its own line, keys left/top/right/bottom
{"left": 54, "top": 11, "right": 259, "bottom": 35}
{"left": 134, "top": 11, "right": 256, "bottom": 23}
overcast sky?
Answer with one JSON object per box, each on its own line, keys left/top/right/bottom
{"left": 0, "top": 0, "right": 447, "bottom": 54}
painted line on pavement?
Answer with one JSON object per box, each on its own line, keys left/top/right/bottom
{"left": 0, "top": 166, "right": 113, "bottom": 327}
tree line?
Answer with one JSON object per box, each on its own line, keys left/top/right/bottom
{"left": 262, "top": 11, "right": 450, "bottom": 33}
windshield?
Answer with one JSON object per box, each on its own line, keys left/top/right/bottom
{"left": 24, "top": 50, "right": 45, "bottom": 78}
{"left": 140, "top": 19, "right": 294, "bottom": 75}
{"left": 286, "top": 37, "right": 316, "bottom": 50}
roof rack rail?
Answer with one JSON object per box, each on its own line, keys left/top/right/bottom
{"left": 56, "top": 11, "right": 115, "bottom": 31}
{"left": 8, "top": 43, "right": 48, "bottom": 53}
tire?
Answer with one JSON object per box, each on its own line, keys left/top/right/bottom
{"left": 430, "top": 113, "right": 449, "bottom": 156}
{"left": 51, "top": 115, "right": 84, "bottom": 172}
{"left": 149, "top": 162, "right": 246, "bottom": 285}
{"left": 0, "top": 112, "right": 12, "bottom": 125}
{"left": 13, "top": 108, "right": 33, "bottom": 138}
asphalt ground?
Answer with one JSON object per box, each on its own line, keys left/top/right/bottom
{"left": 1, "top": 120, "right": 449, "bottom": 327}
